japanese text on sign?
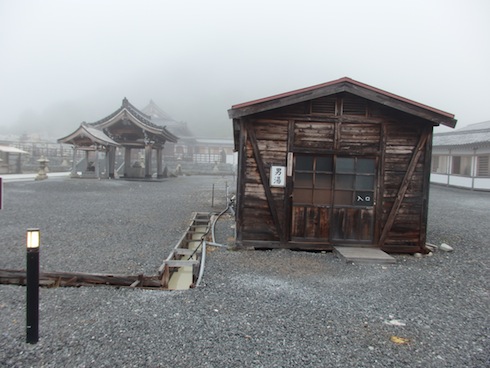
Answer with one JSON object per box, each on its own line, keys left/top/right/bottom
{"left": 354, "top": 191, "right": 374, "bottom": 206}
{"left": 270, "top": 166, "right": 286, "bottom": 187}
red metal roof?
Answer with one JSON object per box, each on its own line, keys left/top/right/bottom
{"left": 231, "top": 77, "right": 455, "bottom": 119}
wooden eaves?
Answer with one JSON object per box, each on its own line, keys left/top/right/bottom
{"left": 57, "top": 123, "right": 120, "bottom": 148}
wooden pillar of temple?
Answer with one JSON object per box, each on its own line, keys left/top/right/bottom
{"left": 85, "top": 151, "right": 90, "bottom": 175}
{"left": 124, "top": 147, "right": 131, "bottom": 177}
{"left": 70, "top": 147, "right": 78, "bottom": 177}
{"left": 108, "top": 146, "right": 116, "bottom": 178}
{"left": 144, "top": 144, "right": 152, "bottom": 178}
{"left": 15, "top": 153, "right": 22, "bottom": 174}
{"left": 104, "top": 147, "right": 110, "bottom": 178}
{"left": 156, "top": 147, "right": 163, "bottom": 178}
{"left": 4, "top": 152, "right": 9, "bottom": 173}
{"left": 94, "top": 148, "right": 100, "bottom": 178}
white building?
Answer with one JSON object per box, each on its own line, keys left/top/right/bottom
{"left": 431, "top": 121, "right": 490, "bottom": 190}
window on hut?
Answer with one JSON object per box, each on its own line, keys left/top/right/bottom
{"left": 334, "top": 157, "right": 376, "bottom": 206}
{"left": 294, "top": 155, "right": 333, "bottom": 205}
{"left": 293, "top": 155, "right": 375, "bottom": 206}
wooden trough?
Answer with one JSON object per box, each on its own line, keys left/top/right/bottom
{"left": 158, "top": 212, "right": 212, "bottom": 290}
{"left": 0, "top": 212, "right": 212, "bottom": 290}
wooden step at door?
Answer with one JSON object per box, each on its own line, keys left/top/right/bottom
{"left": 333, "top": 247, "right": 396, "bottom": 264}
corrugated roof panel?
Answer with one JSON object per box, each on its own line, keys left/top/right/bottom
{"left": 433, "top": 130, "right": 490, "bottom": 147}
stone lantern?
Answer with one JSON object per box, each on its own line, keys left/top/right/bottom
{"left": 35, "top": 156, "right": 49, "bottom": 181}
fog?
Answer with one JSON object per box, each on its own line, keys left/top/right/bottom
{"left": 1, "top": 0, "right": 489, "bottom": 140}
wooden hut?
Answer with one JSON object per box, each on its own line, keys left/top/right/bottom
{"left": 228, "top": 77, "right": 457, "bottom": 254}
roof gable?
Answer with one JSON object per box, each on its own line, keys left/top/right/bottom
{"left": 140, "top": 100, "right": 177, "bottom": 125}
{"left": 228, "top": 77, "right": 456, "bottom": 128}
{"left": 58, "top": 98, "right": 179, "bottom": 147}
{"left": 90, "top": 98, "right": 177, "bottom": 142}
{"left": 58, "top": 123, "right": 119, "bottom": 147}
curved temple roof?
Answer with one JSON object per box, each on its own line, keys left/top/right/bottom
{"left": 58, "top": 123, "right": 119, "bottom": 147}
{"left": 89, "top": 98, "right": 178, "bottom": 143}
{"left": 58, "top": 98, "right": 179, "bottom": 148}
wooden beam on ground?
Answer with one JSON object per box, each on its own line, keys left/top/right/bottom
{"left": 0, "top": 269, "right": 162, "bottom": 288}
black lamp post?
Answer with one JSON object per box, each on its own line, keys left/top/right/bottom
{"left": 26, "top": 228, "right": 40, "bottom": 344}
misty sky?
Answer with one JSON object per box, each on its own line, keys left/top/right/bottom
{"left": 1, "top": 0, "right": 489, "bottom": 139}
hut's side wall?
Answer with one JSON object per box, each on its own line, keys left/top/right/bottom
{"left": 236, "top": 93, "right": 432, "bottom": 253}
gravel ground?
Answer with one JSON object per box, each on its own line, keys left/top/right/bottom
{"left": 0, "top": 176, "right": 488, "bottom": 367}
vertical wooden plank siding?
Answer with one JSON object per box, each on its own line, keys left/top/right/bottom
{"left": 285, "top": 120, "right": 295, "bottom": 239}
{"left": 375, "top": 123, "right": 387, "bottom": 245}
{"left": 236, "top": 119, "right": 248, "bottom": 244}
{"left": 419, "top": 127, "right": 433, "bottom": 249}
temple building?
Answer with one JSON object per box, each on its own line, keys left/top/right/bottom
{"left": 141, "top": 100, "right": 235, "bottom": 165}
{"left": 140, "top": 100, "right": 197, "bottom": 161}
{"left": 58, "top": 98, "right": 178, "bottom": 179}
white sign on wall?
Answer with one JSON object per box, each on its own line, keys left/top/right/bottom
{"left": 270, "top": 166, "right": 286, "bottom": 187}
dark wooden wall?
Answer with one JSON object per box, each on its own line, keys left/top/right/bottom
{"left": 235, "top": 92, "right": 433, "bottom": 253}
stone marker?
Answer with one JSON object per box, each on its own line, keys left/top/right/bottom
{"left": 439, "top": 243, "right": 454, "bottom": 252}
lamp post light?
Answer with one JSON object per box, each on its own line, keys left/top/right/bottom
{"left": 26, "top": 228, "right": 40, "bottom": 344}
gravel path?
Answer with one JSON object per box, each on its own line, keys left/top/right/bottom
{"left": 0, "top": 176, "right": 231, "bottom": 274}
{"left": 0, "top": 177, "right": 488, "bottom": 367}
